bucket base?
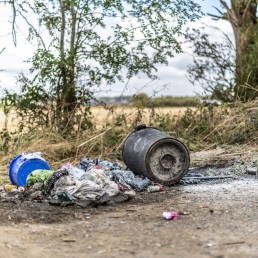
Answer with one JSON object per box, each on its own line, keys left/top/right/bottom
{"left": 145, "top": 138, "right": 189, "bottom": 185}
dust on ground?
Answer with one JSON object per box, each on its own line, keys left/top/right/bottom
{"left": 0, "top": 145, "right": 258, "bottom": 258}
{"left": 1, "top": 178, "right": 258, "bottom": 258}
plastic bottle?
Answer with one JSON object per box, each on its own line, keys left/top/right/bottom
{"left": 4, "top": 184, "right": 17, "bottom": 192}
{"left": 18, "top": 186, "right": 26, "bottom": 193}
{"left": 147, "top": 185, "right": 163, "bottom": 192}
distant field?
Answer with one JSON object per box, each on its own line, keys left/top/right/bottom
{"left": 91, "top": 106, "right": 188, "bottom": 129}
{"left": 0, "top": 106, "right": 188, "bottom": 131}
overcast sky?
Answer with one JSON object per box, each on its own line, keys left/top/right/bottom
{"left": 0, "top": 0, "right": 233, "bottom": 97}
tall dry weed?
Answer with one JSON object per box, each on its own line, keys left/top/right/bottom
{"left": 0, "top": 100, "right": 257, "bottom": 177}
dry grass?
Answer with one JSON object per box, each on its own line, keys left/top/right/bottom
{"left": 90, "top": 106, "right": 188, "bottom": 128}
{"left": 190, "top": 145, "right": 258, "bottom": 167}
{"left": 0, "top": 101, "right": 258, "bottom": 184}
{"left": 0, "top": 106, "right": 188, "bottom": 181}
{"left": 0, "top": 106, "right": 187, "bottom": 131}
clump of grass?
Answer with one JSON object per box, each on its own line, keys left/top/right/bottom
{"left": 150, "top": 100, "right": 258, "bottom": 150}
{"left": 0, "top": 124, "right": 130, "bottom": 175}
{"left": 0, "top": 100, "right": 257, "bottom": 182}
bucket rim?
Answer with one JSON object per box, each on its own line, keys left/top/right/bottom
{"left": 9, "top": 155, "right": 51, "bottom": 186}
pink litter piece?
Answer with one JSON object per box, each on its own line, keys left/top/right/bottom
{"left": 117, "top": 183, "right": 127, "bottom": 192}
{"left": 87, "top": 165, "right": 102, "bottom": 171}
{"left": 162, "top": 211, "right": 178, "bottom": 220}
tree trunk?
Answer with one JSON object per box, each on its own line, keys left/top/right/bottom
{"left": 64, "top": 0, "right": 77, "bottom": 120}
{"left": 57, "top": 0, "right": 67, "bottom": 130}
{"left": 58, "top": 0, "right": 77, "bottom": 132}
{"left": 220, "top": 0, "right": 258, "bottom": 101}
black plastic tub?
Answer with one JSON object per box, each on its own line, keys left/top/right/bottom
{"left": 122, "top": 125, "right": 190, "bottom": 185}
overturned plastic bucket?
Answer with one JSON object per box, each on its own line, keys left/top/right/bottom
{"left": 122, "top": 125, "right": 190, "bottom": 185}
{"left": 9, "top": 153, "right": 51, "bottom": 186}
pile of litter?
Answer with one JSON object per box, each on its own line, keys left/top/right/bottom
{"left": 1, "top": 154, "right": 164, "bottom": 207}
{"left": 1, "top": 151, "right": 256, "bottom": 208}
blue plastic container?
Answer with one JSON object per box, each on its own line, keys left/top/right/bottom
{"left": 9, "top": 154, "right": 51, "bottom": 186}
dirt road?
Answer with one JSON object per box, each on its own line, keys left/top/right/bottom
{"left": 0, "top": 177, "right": 258, "bottom": 258}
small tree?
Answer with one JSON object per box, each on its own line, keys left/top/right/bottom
{"left": 4, "top": 0, "right": 201, "bottom": 133}
{"left": 132, "top": 93, "right": 149, "bottom": 108}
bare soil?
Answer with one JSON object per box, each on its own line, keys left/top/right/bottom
{"left": 0, "top": 174, "right": 257, "bottom": 258}
{"left": 0, "top": 139, "right": 257, "bottom": 257}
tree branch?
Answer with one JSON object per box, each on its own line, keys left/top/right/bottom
{"left": 213, "top": 6, "right": 224, "bottom": 15}
{"left": 242, "top": 0, "right": 252, "bottom": 20}
{"left": 219, "top": 0, "right": 230, "bottom": 11}
{"left": 208, "top": 13, "right": 223, "bottom": 20}
{"left": 0, "top": 47, "right": 5, "bottom": 55}
{"left": 11, "top": 0, "right": 17, "bottom": 46}
{"left": 17, "top": 9, "right": 46, "bottom": 50}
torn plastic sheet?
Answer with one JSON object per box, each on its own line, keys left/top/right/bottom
{"left": 109, "top": 170, "right": 151, "bottom": 191}
{"left": 61, "top": 163, "right": 85, "bottom": 180}
{"left": 51, "top": 175, "right": 107, "bottom": 201}
{"left": 78, "top": 157, "right": 122, "bottom": 172}
{"left": 79, "top": 169, "right": 119, "bottom": 197}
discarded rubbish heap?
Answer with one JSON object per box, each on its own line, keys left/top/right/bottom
{"left": 1, "top": 125, "right": 193, "bottom": 207}
{"left": 4, "top": 154, "right": 159, "bottom": 207}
